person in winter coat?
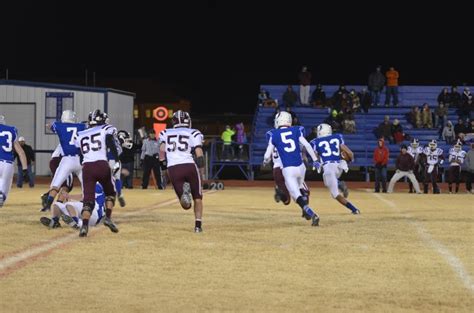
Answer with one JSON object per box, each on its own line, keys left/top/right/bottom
{"left": 368, "top": 66, "right": 385, "bottom": 106}
{"left": 373, "top": 138, "right": 389, "bottom": 192}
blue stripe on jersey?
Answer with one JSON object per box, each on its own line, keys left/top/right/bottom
{"left": 310, "top": 133, "right": 345, "bottom": 163}
{"left": 268, "top": 126, "right": 304, "bottom": 168}
{"left": 0, "top": 124, "right": 18, "bottom": 162}
{"left": 52, "top": 122, "right": 86, "bottom": 156}
{"left": 95, "top": 184, "right": 105, "bottom": 225}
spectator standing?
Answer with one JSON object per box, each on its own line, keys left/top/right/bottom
{"left": 234, "top": 122, "right": 247, "bottom": 160}
{"left": 385, "top": 66, "right": 399, "bottom": 106}
{"left": 282, "top": 85, "right": 298, "bottom": 107}
{"left": 221, "top": 125, "right": 235, "bottom": 161}
{"left": 465, "top": 142, "right": 474, "bottom": 193}
{"left": 459, "top": 87, "right": 473, "bottom": 120}
{"left": 373, "top": 138, "right": 389, "bottom": 193}
{"left": 368, "top": 66, "right": 385, "bottom": 106}
{"left": 442, "top": 121, "right": 456, "bottom": 144}
{"left": 298, "top": 66, "right": 312, "bottom": 105}
{"left": 15, "top": 136, "right": 35, "bottom": 188}
{"left": 387, "top": 145, "right": 421, "bottom": 193}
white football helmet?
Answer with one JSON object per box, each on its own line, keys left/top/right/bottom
{"left": 61, "top": 110, "right": 76, "bottom": 123}
{"left": 274, "top": 111, "right": 292, "bottom": 128}
{"left": 117, "top": 130, "right": 133, "bottom": 149}
{"left": 317, "top": 123, "right": 332, "bottom": 138}
{"left": 428, "top": 139, "right": 437, "bottom": 150}
{"left": 0, "top": 115, "right": 5, "bottom": 125}
{"left": 453, "top": 139, "right": 462, "bottom": 152}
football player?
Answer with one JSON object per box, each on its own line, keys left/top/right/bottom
{"left": 407, "top": 138, "right": 423, "bottom": 193}
{"left": 310, "top": 123, "right": 360, "bottom": 214}
{"left": 41, "top": 110, "right": 86, "bottom": 212}
{"left": 0, "top": 115, "right": 28, "bottom": 207}
{"left": 75, "top": 109, "right": 119, "bottom": 237}
{"left": 422, "top": 139, "right": 444, "bottom": 194}
{"left": 263, "top": 111, "right": 320, "bottom": 226}
{"left": 159, "top": 110, "right": 205, "bottom": 233}
{"left": 447, "top": 139, "right": 466, "bottom": 193}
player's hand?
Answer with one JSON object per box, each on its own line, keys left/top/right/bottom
{"left": 439, "top": 159, "right": 444, "bottom": 165}
{"left": 113, "top": 161, "right": 121, "bottom": 175}
{"left": 263, "top": 158, "right": 271, "bottom": 167}
{"left": 396, "top": 169, "right": 400, "bottom": 173}
{"left": 312, "top": 161, "right": 322, "bottom": 173}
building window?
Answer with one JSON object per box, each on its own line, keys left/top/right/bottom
{"left": 45, "top": 92, "right": 74, "bottom": 134}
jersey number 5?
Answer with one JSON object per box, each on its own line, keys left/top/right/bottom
{"left": 80, "top": 133, "right": 102, "bottom": 154}
{"left": 167, "top": 135, "right": 189, "bottom": 152}
{"left": 280, "top": 131, "right": 296, "bottom": 152}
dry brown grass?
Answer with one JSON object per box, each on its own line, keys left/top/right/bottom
{"left": 0, "top": 186, "right": 473, "bottom": 312}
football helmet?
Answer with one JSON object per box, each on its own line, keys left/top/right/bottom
{"left": 172, "top": 110, "right": 191, "bottom": 128}
{"left": 274, "top": 111, "right": 292, "bottom": 129}
{"left": 453, "top": 139, "right": 462, "bottom": 152}
{"left": 61, "top": 110, "right": 76, "bottom": 123}
{"left": 117, "top": 130, "right": 133, "bottom": 149}
{"left": 317, "top": 123, "right": 332, "bottom": 138}
{"left": 410, "top": 138, "right": 419, "bottom": 149}
{"left": 88, "top": 109, "right": 107, "bottom": 126}
{"left": 428, "top": 139, "right": 437, "bottom": 150}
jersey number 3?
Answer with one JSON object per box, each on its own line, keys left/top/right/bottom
{"left": 318, "top": 138, "right": 340, "bottom": 157}
{"left": 0, "top": 131, "right": 13, "bottom": 152}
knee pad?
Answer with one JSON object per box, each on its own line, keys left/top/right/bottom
{"left": 81, "top": 201, "right": 95, "bottom": 215}
{"left": 106, "top": 196, "right": 116, "bottom": 206}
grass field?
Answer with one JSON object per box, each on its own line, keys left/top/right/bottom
{"left": 0, "top": 185, "right": 473, "bottom": 312}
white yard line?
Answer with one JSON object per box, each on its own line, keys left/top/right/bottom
{"left": 373, "top": 192, "right": 474, "bottom": 293}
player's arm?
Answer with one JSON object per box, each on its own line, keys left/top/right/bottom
{"left": 13, "top": 141, "right": 27, "bottom": 169}
{"left": 299, "top": 136, "right": 317, "bottom": 162}
{"left": 194, "top": 146, "right": 205, "bottom": 177}
{"left": 263, "top": 139, "right": 274, "bottom": 165}
{"left": 159, "top": 142, "right": 168, "bottom": 171}
{"left": 340, "top": 144, "right": 354, "bottom": 162}
{"left": 106, "top": 134, "right": 119, "bottom": 160}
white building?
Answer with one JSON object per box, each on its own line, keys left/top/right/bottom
{"left": 0, "top": 80, "right": 135, "bottom": 175}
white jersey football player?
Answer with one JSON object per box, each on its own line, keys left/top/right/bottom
{"left": 159, "top": 110, "right": 205, "bottom": 233}
{"left": 0, "top": 115, "right": 28, "bottom": 207}
{"left": 41, "top": 110, "right": 86, "bottom": 212}
{"left": 422, "top": 139, "right": 444, "bottom": 194}
{"left": 310, "top": 123, "right": 360, "bottom": 214}
{"left": 74, "top": 109, "right": 119, "bottom": 237}
{"left": 447, "top": 140, "right": 466, "bottom": 193}
{"left": 407, "top": 138, "right": 423, "bottom": 193}
{"left": 263, "top": 111, "right": 320, "bottom": 226}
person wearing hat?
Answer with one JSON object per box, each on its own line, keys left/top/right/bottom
{"left": 15, "top": 136, "right": 35, "bottom": 188}
{"left": 387, "top": 144, "right": 421, "bottom": 193}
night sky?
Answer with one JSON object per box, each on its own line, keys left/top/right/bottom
{"left": 2, "top": 1, "right": 473, "bottom": 114}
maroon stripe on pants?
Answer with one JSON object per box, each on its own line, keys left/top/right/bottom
{"left": 168, "top": 163, "right": 202, "bottom": 200}
{"left": 82, "top": 160, "right": 115, "bottom": 202}
{"left": 273, "top": 167, "right": 290, "bottom": 202}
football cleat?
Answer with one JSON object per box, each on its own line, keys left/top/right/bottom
{"left": 311, "top": 212, "right": 320, "bottom": 226}
{"left": 61, "top": 215, "right": 79, "bottom": 230}
{"left": 180, "top": 182, "right": 192, "bottom": 209}
{"left": 40, "top": 217, "right": 61, "bottom": 229}
{"left": 103, "top": 217, "right": 119, "bottom": 233}
{"left": 194, "top": 227, "right": 203, "bottom": 233}
{"left": 40, "top": 193, "right": 48, "bottom": 207}
{"left": 79, "top": 225, "right": 89, "bottom": 237}
{"left": 0, "top": 191, "right": 4, "bottom": 208}
{"left": 351, "top": 209, "right": 361, "bottom": 215}
{"left": 118, "top": 196, "right": 126, "bottom": 207}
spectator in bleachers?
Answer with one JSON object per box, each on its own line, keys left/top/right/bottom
{"left": 391, "top": 119, "right": 405, "bottom": 144}
{"left": 467, "top": 119, "right": 474, "bottom": 134}
{"left": 285, "top": 106, "right": 299, "bottom": 126}
{"left": 465, "top": 142, "right": 474, "bottom": 194}
{"left": 349, "top": 89, "right": 361, "bottom": 112}
{"left": 358, "top": 87, "right": 372, "bottom": 113}
{"left": 385, "top": 67, "right": 399, "bottom": 106}
{"left": 325, "top": 109, "right": 343, "bottom": 133}
{"left": 368, "top": 66, "right": 385, "bottom": 106}
{"left": 437, "top": 88, "right": 451, "bottom": 107}
{"left": 407, "top": 106, "right": 422, "bottom": 129}
{"left": 269, "top": 107, "right": 281, "bottom": 126}
{"left": 459, "top": 87, "right": 473, "bottom": 120}
{"left": 311, "top": 84, "right": 326, "bottom": 108}
{"left": 332, "top": 84, "right": 349, "bottom": 105}
{"left": 298, "top": 66, "right": 312, "bottom": 106}
{"left": 306, "top": 126, "right": 318, "bottom": 142}
{"left": 375, "top": 115, "right": 393, "bottom": 143}
{"left": 373, "top": 138, "right": 389, "bottom": 193}
{"left": 434, "top": 102, "right": 448, "bottom": 129}
{"left": 282, "top": 85, "right": 298, "bottom": 107}
{"left": 387, "top": 144, "right": 421, "bottom": 193}
{"left": 342, "top": 107, "right": 356, "bottom": 134}
{"left": 442, "top": 121, "right": 456, "bottom": 144}
{"left": 450, "top": 86, "right": 461, "bottom": 108}
{"left": 421, "top": 103, "right": 433, "bottom": 128}
{"left": 454, "top": 118, "right": 467, "bottom": 138}
{"left": 258, "top": 88, "right": 275, "bottom": 107}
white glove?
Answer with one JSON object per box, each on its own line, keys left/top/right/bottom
{"left": 263, "top": 158, "right": 271, "bottom": 167}
{"left": 339, "top": 160, "right": 349, "bottom": 173}
{"left": 427, "top": 164, "right": 434, "bottom": 174}
{"left": 439, "top": 159, "right": 444, "bottom": 165}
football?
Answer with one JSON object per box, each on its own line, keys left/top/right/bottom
{"left": 341, "top": 150, "right": 353, "bottom": 162}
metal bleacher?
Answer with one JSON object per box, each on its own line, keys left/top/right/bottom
{"left": 249, "top": 85, "right": 466, "bottom": 181}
